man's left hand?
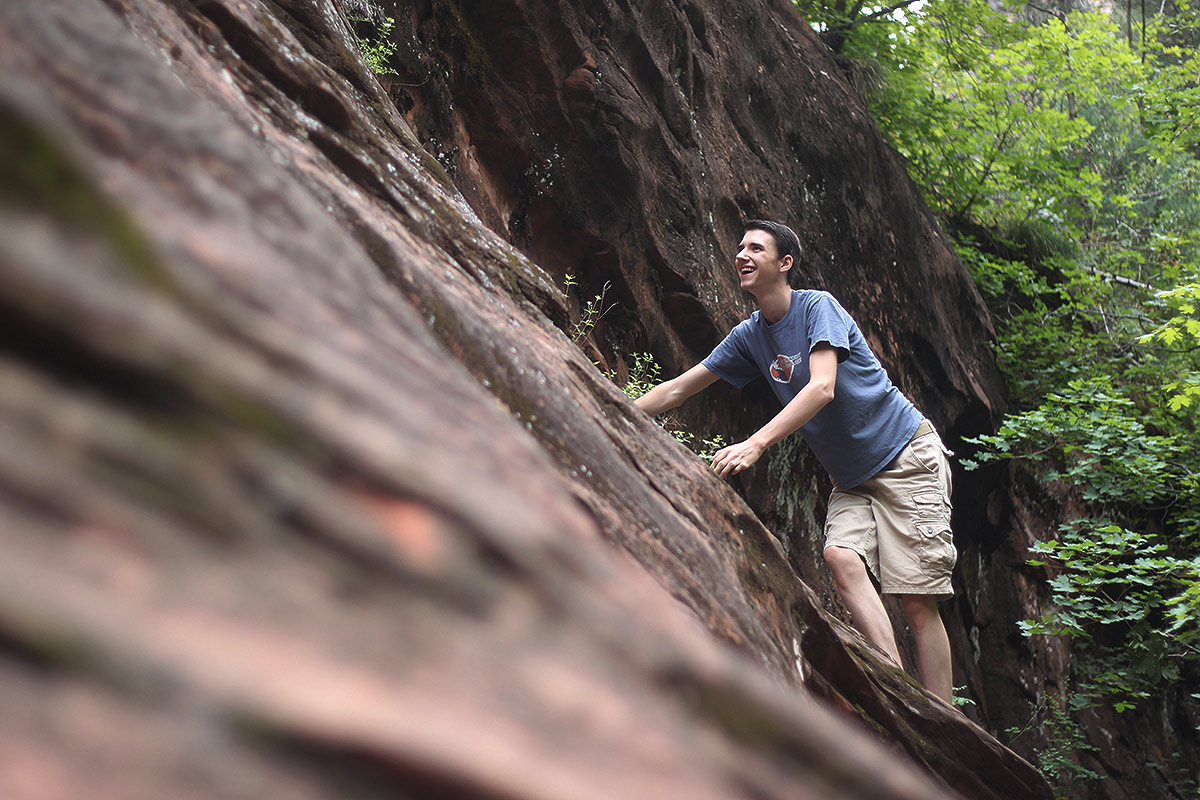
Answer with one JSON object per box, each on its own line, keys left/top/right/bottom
{"left": 711, "top": 439, "right": 766, "bottom": 477}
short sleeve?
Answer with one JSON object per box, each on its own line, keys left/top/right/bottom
{"left": 805, "top": 293, "right": 852, "bottom": 363}
{"left": 702, "top": 322, "right": 762, "bottom": 388}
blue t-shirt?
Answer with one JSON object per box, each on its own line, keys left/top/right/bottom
{"left": 702, "top": 290, "right": 922, "bottom": 488}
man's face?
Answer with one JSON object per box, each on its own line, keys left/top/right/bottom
{"left": 735, "top": 229, "right": 790, "bottom": 292}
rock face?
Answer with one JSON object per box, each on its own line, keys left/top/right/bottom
{"left": 0, "top": 0, "right": 1064, "bottom": 797}
{"left": 386, "top": 4, "right": 1200, "bottom": 797}
{"left": 383, "top": 0, "right": 1009, "bottom": 636}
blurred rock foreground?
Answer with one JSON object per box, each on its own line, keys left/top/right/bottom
{"left": 0, "top": 0, "right": 1062, "bottom": 797}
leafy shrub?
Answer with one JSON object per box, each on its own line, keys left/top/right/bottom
{"left": 964, "top": 376, "right": 1200, "bottom": 711}
{"left": 962, "top": 376, "right": 1191, "bottom": 506}
{"left": 1023, "top": 521, "right": 1200, "bottom": 709}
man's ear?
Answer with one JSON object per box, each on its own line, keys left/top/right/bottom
{"left": 778, "top": 254, "right": 794, "bottom": 274}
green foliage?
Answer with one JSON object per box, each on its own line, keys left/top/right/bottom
{"left": 674, "top": 430, "right": 730, "bottom": 464}
{"left": 1022, "top": 521, "right": 1200, "bottom": 706}
{"left": 964, "top": 376, "right": 1200, "bottom": 710}
{"left": 1137, "top": 0, "right": 1200, "bottom": 155}
{"left": 1144, "top": 279, "right": 1200, "bottom": 409}
{"left": 804, "top": 0, "right": 1200, "bottom": 315}
{"left": 953, "top": 240, "right": 1058, "bottom": 302}
{"left": 1151, "top": 282, "right": 1200, "bottom": 350}
{"left": 835, "top": 0, "right": 1142, "bottom": 227}
{"left": 561, "top": 274, "right": 614, "bottom": 343}
{"left": 962, "top": 376, "right": 1193, "bottom": 506}
{"left": 350, "top": 15, "right": 398, "bottom": 75}
{"left": 952, "top": 686, "right": 977, "bottom": 708}
{"left": 614, "top": 351, "right": 663, "bottom": 402}
{"left": 1006, "top": 693, "right": 1100, "bottom": 797}
{"left": 575, "top": 284, "right": 613, "bottom": 343}
{"left": 609, "top": 352, "right": 727, "bottom": 462}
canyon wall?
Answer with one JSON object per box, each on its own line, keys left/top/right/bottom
{"left": 0, "top": 0, "right": 1181, "bottom": 797}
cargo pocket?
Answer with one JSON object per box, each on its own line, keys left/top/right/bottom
{"left": 912, "top": 491, "right": 956, "bottom": 572}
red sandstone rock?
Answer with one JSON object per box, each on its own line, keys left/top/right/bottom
{"left": 0, "top": 0, "right": 1062, "bottom": 798}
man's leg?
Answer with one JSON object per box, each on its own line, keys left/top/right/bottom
{"left": 865, "top": 428, "right": 957, "bottom": 703}
{"left": 824, "top": 545, "right": 903, "bottom": 667}
{"left": 901, "top": 594, "right": 952, "bottom": 703}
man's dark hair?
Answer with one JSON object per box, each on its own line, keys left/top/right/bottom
{"left": 745, "top": 220, "right": 802, "bottom": 264}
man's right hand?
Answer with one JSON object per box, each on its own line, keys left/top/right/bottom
{"left": 710, "top": 437, "right": 767, "bottom": 477}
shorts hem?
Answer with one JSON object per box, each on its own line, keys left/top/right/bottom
{"left": 881, "top": 583, "right": 954, "bottom": 600}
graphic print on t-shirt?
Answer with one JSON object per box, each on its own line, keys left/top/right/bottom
{"left": 770, "top": 353, "right": 804, "bottom": 383}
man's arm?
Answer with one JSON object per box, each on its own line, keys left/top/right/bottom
{"left": 634, "top": 363, "right": 720, "bottom": 416}
{"left": 711, "top": 344, "right": 838, "bottom": 477}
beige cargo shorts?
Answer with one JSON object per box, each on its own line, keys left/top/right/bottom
{"left": 823, "top": 421, "right": 957, "bottom": 599}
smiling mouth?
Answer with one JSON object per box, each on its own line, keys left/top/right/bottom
{"left": 739, "top": 265, "right": 755, "bottom": 275}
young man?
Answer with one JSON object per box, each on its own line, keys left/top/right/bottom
{"left": 635, "top": 220, "right": 957, "bottom": 702}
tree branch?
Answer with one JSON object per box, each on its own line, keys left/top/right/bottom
{"left": 850, "top": 0, "right": 925, "bottom": 26}
{"left": 1081, "top": 267, "right": 1155, "bottom": 291}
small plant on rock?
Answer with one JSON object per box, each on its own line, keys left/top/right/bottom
{"left": 350, "top": 14, "right": 398, "bottom": 76}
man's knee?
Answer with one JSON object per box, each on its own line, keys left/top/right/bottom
{"left": 823, "top": 545, "right": 865, "bottom": 580}
{"left": 900, "top": 594, "right": 941, "bottom": 624}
